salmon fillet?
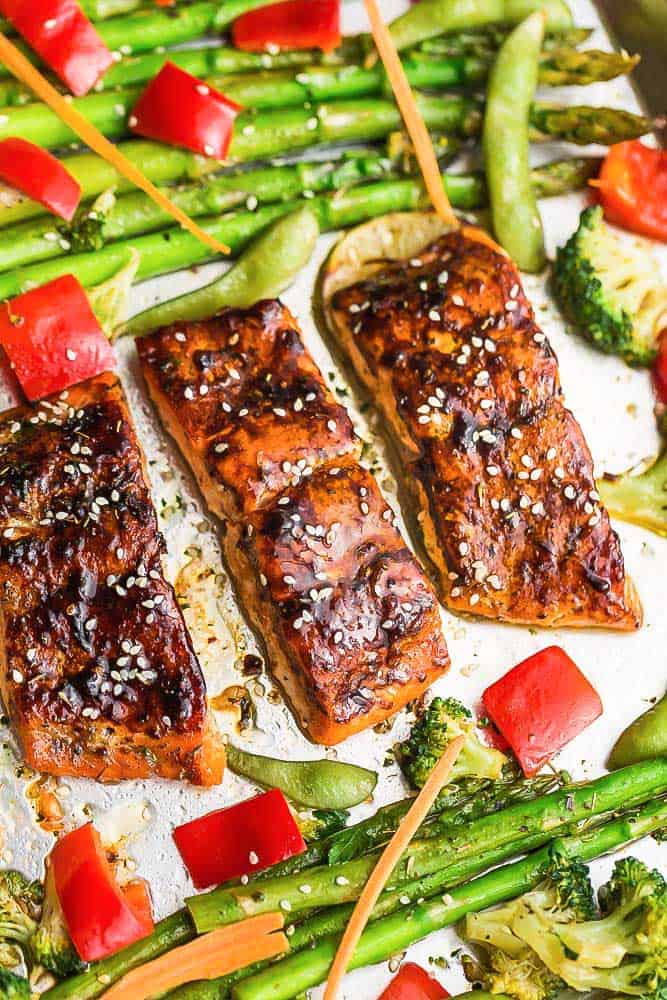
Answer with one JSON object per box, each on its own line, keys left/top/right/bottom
{"left": 0, "top": 374, "right": 224, "bottom": 784}
{"left": 137, "top": 300, "right": 449, "bottom": 744}
{"left": 327, "top": 228, "right": 642, "bottom": 630}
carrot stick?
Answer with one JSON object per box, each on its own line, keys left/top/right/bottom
{"left": 103, "top": 912, "right": 286, "bottom": 1000}
{"left": 0, "top": 32, "right": 230, "bottom": 257}
{"left": 322, "top": 735, "right": 465, "bottom": 1000}
{"left": 362, "top": 0, "right": 458, "bottom": 228}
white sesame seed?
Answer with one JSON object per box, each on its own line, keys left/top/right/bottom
{"left": 458, "top": 541, "right": 469, "bottom": 556}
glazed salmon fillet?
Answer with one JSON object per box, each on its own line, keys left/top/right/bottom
{"left": 328, "top": 228, "right": 642, "bottom": 630}
{"left": 138, "top": 300, "right": 449, "bottom": 744}
{"left": 0, "top": 374, "right": 224, "bottom": 784}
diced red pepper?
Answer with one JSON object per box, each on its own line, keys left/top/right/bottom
{"left": 233, "top": 0, "right": 341, "bottom": 53}
{"left": 482, "top": 646, "right": 603, "bottom": 777}
{"left": 120, "top": 879, "right": 155, "bottom": 937}
{"left": 51, "top": 824, "right": 154, "bottom": 962}
{"left": 0, "top": 274, "right": 115, "bottom": 402}
{"left": 595, "top": 141, "right": 667, "bottom": 243}
{"left": 653, "top": 333, "right": 667, "bottom": 406}
{"left": 0, "top": 139, "right": 81, "bottom": 221}
{"left": 173, "top": 789, "right": 306, "bottom": 890}
{"left": 378, "top": 963, "right": 449, "bottom": 1000}
{"left": 129, "top": 62, "right": 242, "bottom": 161}
{"left": 0, "top": 0, "right": 113, "bottom": 97}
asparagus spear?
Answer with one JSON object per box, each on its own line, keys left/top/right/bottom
{"left": 419, "top": 25, "right": 593, "bottom": 56}
{"left": 232, "top": 797, "right": 667, "bottom": 1000}
{"left": 165, "top": 812, "right": 597, "bottom": 1000}
{"left": 0, "top": 59, "right": 648, "bottom": 150}
{"left": 0, "top": 42, "right": 634, "bottom": 109}
{"left": 0, "top": 156, "right": 600, "bottom": 274}
{"left": 0, "top": 158, "right": 603, "bottom": 298}
{"left": 41, "top": 762, "right": 667, "bottom": 1000}
{"left": 186, "top": 759, "right": 667, "bottom": 933}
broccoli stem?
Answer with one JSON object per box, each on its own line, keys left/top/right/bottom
{"left": 186, "top": 759, "right": 667, "bottom": 934}
{"left": 231, "top": 798, "right": 667, "bottom": 1000}
{"left": 599, "top": 446, "right": 667, "bottom": 538}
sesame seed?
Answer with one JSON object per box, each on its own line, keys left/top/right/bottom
{"left": 564, "top": 485, "right": 577, "bottom": 500}
{"left": 335, "top": 876, "right": 349, "bottom": 886}
{"left": 458, "top": 541, "right": 469, "bottom": 556}
{"left": 249, "top": 851, "right": 259, "bottom": 864}
{"left": 12, "top": 669, "right": 23, "bottom": 683}
{"left": 66, "top": 348, "right": 77, "bottom": 361}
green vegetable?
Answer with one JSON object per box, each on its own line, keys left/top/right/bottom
{"left": 230, "top": 798, "right": 667, "bottom": 1000}
{"left": 483, "top": 11, "right": 546, "bottom": 271}
{"left": 186, "top": 760, "right": 667, "bottom": 934}
{"left": 0, "top": 969, "right": 29, "bottom": 1000}
{"left": 297, "top": 810, "right": 350, "bottom": 844}
{"left": 119, "top": 208, "right": 319, "bottom": 339}
{"left": 224, "top": 739, "right": 376, "bottom": 811}
{"left": 465, "top": 853, "right": 666, "bottom": 1000}
{"left": 599, "top": 445, "right": 667, "bottom": 538}
{"left": 389, "top": 0, "right": 572, "bottom": 52}
{"left": 0, "top": 157, "right": 610, "bottom": 300}
{"left": 396, "top": 697, "right": 507, "bottom": 789}
{"left": 0, "top": 154, "right": 599, "bottom": 274}
{"left": 610, "top": 694, "right": 667, "bottom": 769}
{"left": 0, "top": 872, "right": 41, "bottom": 973}
{"left": 87, "top": 248, "right": 140, "bottom": 335}
{"left": 41, "top": 763, "right": 667, "bottom": 1000}
{"left": 553, "top": 205, "right": 667, "bottom": 366}
{"left": 30, "top": 871, "right": 82, "bottom": 979}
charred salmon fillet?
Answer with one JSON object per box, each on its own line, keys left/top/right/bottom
{"left": 138, "top": 300, "right": 449, "bottom": 744}
{"left": 0, "top": 374, "right": 224, "bottom": 784}
{"left": 327, "top": 227, "right": 642, "bottom": 631}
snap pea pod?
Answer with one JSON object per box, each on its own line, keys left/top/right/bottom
{"left": 119, "top": 208, "right": 320, "bottom": 338}
{"left": 389, "top": 0, "right": 573, "bottom": 52}
{"left": 219, "top": 743, "right": 377, "bottom": 810}
{"left": 609, "top": 693, "right": 667, "bottom": 769}
{"left": 483, "top": 11, "right": 546, "bottom": 272}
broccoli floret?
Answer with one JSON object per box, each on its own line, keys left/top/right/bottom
{"left": 599, "top": 445, "right": 667, "bottom": 538}
{"left": 0, "top": 872, "right": 42, "bottom": 972}
{"left": 396, "top": 697, "right": 507, "bottom": 789}
{"left": 297, "top": 809, "right": 350, "bottom": 843}
{"left": 468, "top": 852, "right": 666, "bottom": 1000}
{"left": 553, "top": 205, "right": 667, "bottom": 366}
{"left": 0, "top": 969, "right": 29, "bottom": 999}
{"left": 462, "top": 849, "right": 597, "bottom": 1000}
{"left": 30, "top": 870, "right": 82, "bottom": 979}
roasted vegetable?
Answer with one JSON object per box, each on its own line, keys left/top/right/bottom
{"left": 0, "top": 969, "right": 30, "bottom": 999}
{"left": 599, "top": 444, "right": 667, "bottom": 538}
{"left": 0, "top": 872, "right": 41, "bottom": 972}
{"left": 31, "top": 871, "right": 83, "bottom": 979}
{"left": 296, "top": 810, "right": 350, "bottom": 844}
{"left": 463, "top": 851, "right": 667, "bottom": 1000}
{"left": 396, "top": 697, "right": 507, "bottom": 789}
{"left": 553, "top": 205, "right": 667, "bottom": 366}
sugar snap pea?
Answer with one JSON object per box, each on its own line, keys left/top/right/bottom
{"left": 118, "top": 207, "right": 319, "bottom": 339}
{"left": 609, "top": 692, "right": 667, "bottom": 769}
{"left": 225, "top": 744, "right": 377, "bottom": 810}
{"left": 483, "top": 11, "right": 546, "bottom": 271}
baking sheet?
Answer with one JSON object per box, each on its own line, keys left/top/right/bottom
{"left": 1, "top": 1, "right": 666, "bottom": 996}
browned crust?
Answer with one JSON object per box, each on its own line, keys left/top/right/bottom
{"left": 0, "top": 373, "right": 224, "bottom": 784}
{"left": 138, "top": 300, "right": 450, "bottom": 744}
{"left": 325, "top": 227, "right": 642, "bottom": 631}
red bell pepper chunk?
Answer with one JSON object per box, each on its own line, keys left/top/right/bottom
{"left": 51, "top": 824, "right": 154, "bottom": 963}
{"left": 482, "top": 646, "right": 603, "bottom": 777}
{"left": 120, "top": 879, "right": 155, "bottom": 937}
{"left": 595, "top": 141, "right": 667, "bottom": 243}
{"left": 0, "top": 0, "right": 113, "bottom": 97}
{"left": 129, "top": 62, "right": 242, "bottom": 161}
{"left": 233, "top": 0, "right": 341, "bottom": 53}
{"left": 0, "top": 139, "right": 81, "bottom": 221}
{"left": 379, "top": 963, "right": 449, "bottom": 999}
{"left": 0, "top": 274, "right": 115, "bottom": 402}
{"left": 653, "top": 333, "right": 667, "bottom": 406}
{"left": 173, "top": 788, "right": 306, "bottom": 890}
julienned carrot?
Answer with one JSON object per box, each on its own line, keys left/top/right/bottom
{"left": 102, "top": 912, "right": 287, "bottom": 1000}
{"left": 362, "top": 0, "right": 457, "bottom": 228}
{"left": 0, "top": 32, "right": 230, "bottom": 257}
{"left": 322, "top": 736, "right": 465, "bottom": 1000}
